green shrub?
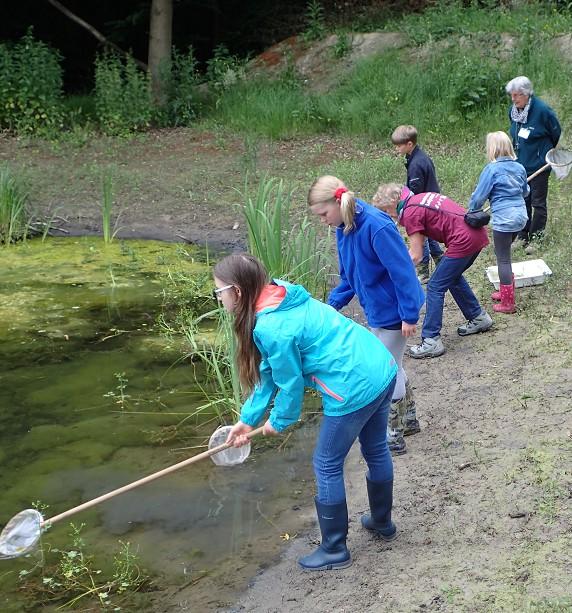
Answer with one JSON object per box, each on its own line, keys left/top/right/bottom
{"left": 94, "top": 52, "right": 153, "bottom": 135}
{"left": 0, "top": 30, "right": 63, "bottom": 136}
{"left": 206, "top": 44, "right": 246, "bottom": 93}
{"left": 158, "top": 45, "right": 200, "bottom": 127}
{"left": 303, "top": 0, "right": 327, "bottom": 42}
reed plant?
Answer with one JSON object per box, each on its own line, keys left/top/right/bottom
{"left": 241, "top": 175, "right": 332, "bottom": 300}
{"left": 101, "top": 169, "right": 117, "bottom": 243}
{"left": 0, "top": 164, "right": 29, "bottom": 245}
{"left": 180, "top": 308, "right": 242, "bottom": 421}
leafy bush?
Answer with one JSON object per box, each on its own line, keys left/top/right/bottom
{"left": 205, "top": 44, "right": 246, "bottom": 93}
{"left": 0, "top": 30, "right": 63, "bottom": 136}
{"left": 303, "top": 0, "right": 327, "bottom": 42}
{"left": 160, "top": 45, "right": 200, "bottom": 127}
{"left": 94, "top": 52, "right": 153, "bottom": 135}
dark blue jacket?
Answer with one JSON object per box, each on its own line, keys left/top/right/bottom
{"left": 327, "top": 200, "right": 424, "bottom": 328}
{"left": 508, "top": 95, "right": 561, "bottom": 174}
{"left": 406, "top": 146, "right": 440, "bottom": 194}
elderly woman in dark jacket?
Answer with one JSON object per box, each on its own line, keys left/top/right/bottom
{"left": 506, "top": 76, "right": 561, "bottom": 253}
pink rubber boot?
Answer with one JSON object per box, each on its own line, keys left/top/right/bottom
{"left": 492, "top": 274, "right": 514, "bottom": 301}
{"left": 493, "top": 283, "right": 516, "bottom": 314}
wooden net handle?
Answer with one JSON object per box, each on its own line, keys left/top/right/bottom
{"left": 43, "top": 425, "right": 264, "bottom": 527}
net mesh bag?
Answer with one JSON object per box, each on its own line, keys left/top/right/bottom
{"left": 546, "top": 148, "right": 572, "bottom": 180}
{"left": 209, "top": 425, "right": 251, "bottom": 466}
{"left": 0, "top": 509, "right": 43, "bottom": 559}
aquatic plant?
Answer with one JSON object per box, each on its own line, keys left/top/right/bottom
{"left": 19, "top": 522, "right": 150, "bottom": 609}
{"left": 103, "top": 371, "right": 131, "bottom": 410}
{"left": 241, "top": 176, "right": 332, "bottom": 300}
{"left": 179, "top": 308, "right": 242, "bottom": 421}
{"left": 101, "top": 169, "right": 119, "bottom": 243}
{"left": 0, "top": 164, "right": 30, "bottom": 245}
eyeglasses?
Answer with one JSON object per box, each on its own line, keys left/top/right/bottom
{"left": 212, "top": 284, "right": 235, "bottom": 300}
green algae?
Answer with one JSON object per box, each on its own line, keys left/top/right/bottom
{"left": 0, "top": 236, "right": 210, "bottom": 341}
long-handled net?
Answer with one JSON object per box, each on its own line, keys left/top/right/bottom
{"left": 0, "top": 425, "right": 261, "bottom": 560}
{"left": 527, "top": 148, "right": 572, "bottom": 182}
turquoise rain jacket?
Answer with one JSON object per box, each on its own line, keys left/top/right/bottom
{"left": 240, "top": 280, "right": 398, "bottom": 432}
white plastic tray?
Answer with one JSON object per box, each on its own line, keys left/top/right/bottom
{"left": 486, "top": 259, "right": 552, "bottom": 290}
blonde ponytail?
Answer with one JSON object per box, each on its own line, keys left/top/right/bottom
{"left": 308, "top": 175, "right": 357, "bottom": 234}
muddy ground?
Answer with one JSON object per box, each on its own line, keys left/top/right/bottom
{"left": 1, "top": 131, "right": 571, "bottom": 612}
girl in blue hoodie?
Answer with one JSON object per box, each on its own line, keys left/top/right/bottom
{"left": 219, "top": 254, "right": 398, "bottom": 571}
{"left": 309, "top": 175, "right": 425, "bottom": 456}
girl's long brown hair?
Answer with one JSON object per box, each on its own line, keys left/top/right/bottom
{"left": 213, "top": 254, "right": 268, "bottom": 394}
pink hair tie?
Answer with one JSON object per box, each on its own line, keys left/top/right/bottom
{"left": 334, "top": 187, "right": 348, "bottom": 201}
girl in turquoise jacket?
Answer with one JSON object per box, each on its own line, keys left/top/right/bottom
{"left": 218, "top": 254, "right": 398, "bottom": 572}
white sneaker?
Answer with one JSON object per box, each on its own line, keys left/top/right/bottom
{"left": 457, "top": 311, "right": 493, "bottom": 336}
{"left": 408, "top": 336, "right": 446, "bottom": 358}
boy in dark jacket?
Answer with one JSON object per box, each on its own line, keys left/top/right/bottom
{"left": 392, "top": 125, "right": 444, "bottom": 282}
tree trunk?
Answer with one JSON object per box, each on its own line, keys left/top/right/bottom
{"left": 148, "top": 0, "right": 173, "bottom": 106}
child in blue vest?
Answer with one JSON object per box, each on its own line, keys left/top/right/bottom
{"left": 221, "top": 254, "right": 398, "bottom": 571}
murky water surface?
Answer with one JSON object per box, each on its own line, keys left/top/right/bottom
{"left": 0, "top": 238, "right": 316, "bottom": 611}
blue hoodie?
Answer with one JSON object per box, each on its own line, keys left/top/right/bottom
{"left": 328, "top": 200, "right": 424, "bottom": 328}
{"left": 240, "top": 280, "right": 398, "bottom": 432}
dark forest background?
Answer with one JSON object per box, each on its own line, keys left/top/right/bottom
{"left": 1, "top": 0, "right": 426, "bottom": 91}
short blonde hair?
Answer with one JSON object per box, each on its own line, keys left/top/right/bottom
{"left": 372, "top": 183, "right": 403, "bottom": 210}
{"left": 486, "top": 131, "right": 516, "bottom": 162}
{"left": 391, "top": 125, "right": 418, "bottom": 145}
{"left": 308, "top": 175, "right": 357, "bottom": 234}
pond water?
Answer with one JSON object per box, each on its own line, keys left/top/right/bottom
{"left": 0, "top": 238, "right": 317, "bottom": 611}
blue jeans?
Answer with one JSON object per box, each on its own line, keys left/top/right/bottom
{"left": 422, "top": 253, "right": 483, "bottom": 339}
{"left": 421, "top": 238, "right": 444, "bottom": 265}
{"left": 313, "top": 378, "right": 396, "bottom": 504}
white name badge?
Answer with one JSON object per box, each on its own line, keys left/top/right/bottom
{"left": 518, "top": 127, "right": 531, "bottom": 139}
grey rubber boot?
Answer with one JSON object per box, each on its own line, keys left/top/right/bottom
{"left": 403, "top": 380, "right": 421, "bottom": 436}
{"left": 298, "top": 498, "right": 352, "bottom": 571}
{"left": 416, "top": 261, "right": 430, "bottom": 284}
{"left": 360, "top": 475, "right": 397, "bottom": 540}
{"left": 388, "top": 396, "right": 407, "bottom": 455}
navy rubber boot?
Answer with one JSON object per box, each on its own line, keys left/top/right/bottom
{"left": 360, "top": 476, "right": 397, "bottom": 541}
{"left": 298, "top": 498, "right": 352, "bottom": 571}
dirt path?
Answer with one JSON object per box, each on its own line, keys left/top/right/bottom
{"left": 222, "top": 299, "right": 571, "bottom": 613}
